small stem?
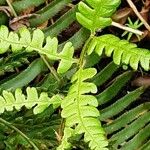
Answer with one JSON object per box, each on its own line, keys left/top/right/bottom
{"left": 126, "top": 0, "right": 150, "bottom": 32}
{"left": 0, "top": 6, "right": 11, "bottom": 16}
{"left": 57, "top": 118, "right": 65, "bottom": 143}
{"left": 79, "top": 35, "right": 94, "bottom": 67}
{"left": 10, "top": 14, "right": 38, "bottom": 24}
{"left": 0, "top": 117, "right": 39, "bottom": 150}
{"left": 112, "top": 21, "right": 143, "bottom": 36}
{"left": 40, "top": 55, "right": 61, "bottom": 83}
{"left": 6, "top": 0, "right": 17, "bottom": 17}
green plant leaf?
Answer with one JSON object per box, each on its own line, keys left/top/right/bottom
{"left": 29, "top": 0, "right": 71, "bottom": 27}
{"left": 0, "top": 25, "right": 77, "bottom": 74}
{"left": 90, "top": 64, "right": 149, "bottom": 149}
{"left": 59, "top": 68, "right": 108, "bottom": 150}
{"left": 57, "top": 127, "right": 74, "bottom": 150}
{"left": 0, "top": 59, "right": 46, "bottom": 91}
{"left": 96, "top": 71, "right": 133, "bottom": 105}
{"left": 76, "top": 0, "right": 121, "bottom": 32}
{"left": 12, "top": 0, "right": 46, "bottom": 13}
{"left": 92, "top": 61, "right": 119, "bottom": 86}
{"left": 100, "top": 87, "right": 144, "bottom": 120}
{"left": 88, "top": 34, "right": 150, "bottom": 71}
{"left": 44, "top": 6, "right": 76, "bottom": 38}
{"left": 0, "top": 87, "right": 61, "bottom": 114}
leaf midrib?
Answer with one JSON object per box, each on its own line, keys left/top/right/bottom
{"left": 0, "top": 37, "right": 77, "bottom": 63}
{"left": 76, "top": 69, "right": 101, "bottom": 148}
{"left": 1, "top": 99, "right": 51, "bottom": 108}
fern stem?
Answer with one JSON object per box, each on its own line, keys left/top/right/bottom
{"left": 58, "top": 118, "right": 65, "bottom": 143}
{"left": 0, "top": 117, "right": 39, "bottom": 150}
{"left": 40, "top": 55, "right": 61, "bottom": 83}
{"left": 79, "top": 35, "right": 94, "bottom": 67}
{"left": 112, "top": 21, "right": 143, "bottom": 36}
{"left": 6, "top": 0, "right": 17, "bottom": 17}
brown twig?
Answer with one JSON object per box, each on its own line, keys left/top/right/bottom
{"left": 40, "top": 55, "right": 61, "bottom": 83}
{"left": 6, "top": 0, "right": 17, "bottom": 17}
{"left": 112, "top": 21, "right": 143, "bottom": 36}
{"left": 126, "top": 0, "right": 150, "bottom": 32}
{"left": 0, "top": 6, "right": 11, "bottom": 16}
{"left": 9, "top": 13, "right": 38, "bottom": 24}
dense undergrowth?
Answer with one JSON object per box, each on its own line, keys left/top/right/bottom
{"left": 0, "top": 0, "right": 150, "bottom": 150}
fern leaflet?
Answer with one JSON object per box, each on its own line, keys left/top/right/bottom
{"left": 57, "top": 127, "right": 74, "bottom": 150}
{"left": 0, "top": 25, "right": 77, "bottom": 73}
{"left": 76, "top": 0, "right": 120, "bottom": 32}
{"left": 87, "top": 34, "right": 150, "bottom": 71}
{"left": 0, "top": 87, "right": 61, "bottom": 114}
{"left": 59, "top": 68, "right": 108, "bottom": 150}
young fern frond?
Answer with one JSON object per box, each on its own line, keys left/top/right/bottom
{"left": 59, "top": 68, "right": 108, "bottom": 150}
{"left": 76, "top": 0, "right": 120, "bottom": 32}
{"left": 0, "top": 87, "right": 61, "bottom": 114}
{"left": 0, "top": 25, "right": 77, "bottom": 74}
{"left": 87, "top": 35, "right": 150, "bottom": 71}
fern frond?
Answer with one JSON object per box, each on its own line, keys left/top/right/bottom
{"left": 76, "top": 0, "right": 120, "bottom": 32}
{"left": 57, "top": 127, "right": 74, "bottom": 150}
{"left": 59, "top": 68, "right": 108, "bottom": 150}
{"left": 0, "top": 87, "right": 61, "bottom": 114}
{"left": 0, "top": 25, "right": 77, "bottom": 74}
{"left": 87, "top": 34, "right": 150, "bottom": 71}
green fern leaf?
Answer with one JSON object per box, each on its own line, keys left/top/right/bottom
{"left": 76, "top": 0, "right": 120, "bottom": 32}
{"left": 57, "top": 127, "right": 74, "bottom": 150}
{"left": 0, "top": 25, "right": 77, "bottom": 74}
{"left": 59, "top": 68, "right": 108, "bottom": 150}
{"left": 0, "top": 87, "right": 61, "bottom": 114}
{"left": 87, "top": 34, "right": 150, "bottom": 71}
